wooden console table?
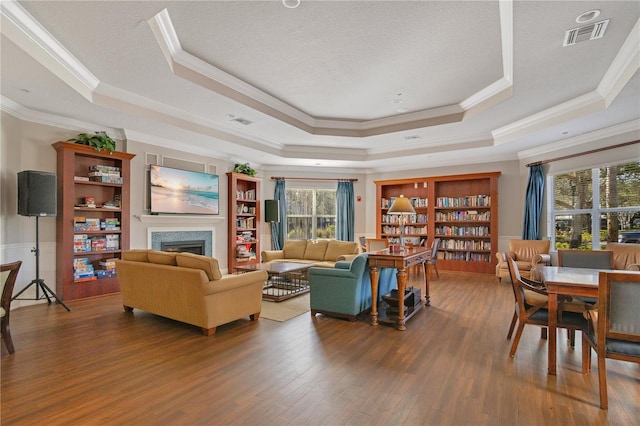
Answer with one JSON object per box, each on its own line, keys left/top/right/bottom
{"left": 368, "top": 247, "right": 430, "bottom": 330}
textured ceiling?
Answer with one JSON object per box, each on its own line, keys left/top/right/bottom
{"left": 1, "top": 0, "right": 639, "bottom": 172}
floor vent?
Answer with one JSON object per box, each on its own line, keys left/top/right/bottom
{"left": 563, "top": 19, "right": 609, "bottom": 47}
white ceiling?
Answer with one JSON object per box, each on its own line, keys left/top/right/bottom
{"left": 1, "top": 0, "right": 639, "bottom": 172}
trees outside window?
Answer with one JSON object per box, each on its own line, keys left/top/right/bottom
{"left": 286, "top": 188, "right": 336, "bottom": 240}
{"left": 549, "top": 161, "right": 640, "bottom": 250}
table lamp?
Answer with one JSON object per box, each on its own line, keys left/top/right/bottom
{"left": 387, "top": 195, "right": 416, "bottom": 249}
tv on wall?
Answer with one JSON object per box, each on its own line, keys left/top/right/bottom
{"left": 149, "top": 165, "right": 219, "bottom": 215}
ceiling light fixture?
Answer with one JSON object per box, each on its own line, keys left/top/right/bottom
{"left": 576, "top": 9, "right": 600, "bottom": 23}
{"left": 282, "top": 0, "right": 300, "bottom": 9}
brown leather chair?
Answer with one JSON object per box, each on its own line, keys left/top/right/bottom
{"left": 496, "top": 239, "right": 551, "bottom": 282}
{"left": 427, "top": 238, "right": 440, "bottom": 279}
{"left": 1, "top": 261, "right": 22, "bottom": 354}
{"left": 506, "top": 257, "right": 588, "bottom": 357}
{"left": 558, "top": 250, "right": 614, "bottom": 270}
{"left": 607, "top": 243, "right": 640, "bottom": 271}
{"left": 582, "top": 271, "right": 640, "bottom": 409}
{"left": 365, "top": 238, "right": 388, "bottom": 252}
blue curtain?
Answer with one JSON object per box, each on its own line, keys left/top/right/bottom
{"left": 522, "top": 164, "right": 545, "bottom": 240}
{"left": 271, "top": 179, "right": 286, "bottom": 250}
{"left": 336, "top": 181, "right": 355, "bottom": 241}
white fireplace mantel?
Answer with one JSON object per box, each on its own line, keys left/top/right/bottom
{"left": 135, "top": 214, "right": 225, "bottom": 224}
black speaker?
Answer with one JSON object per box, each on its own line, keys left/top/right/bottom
{"left": 264, "top": 199, "right": 279, "bottom": 222}
{"left": 17, "top": 170, "right": 57, "bottom": 216}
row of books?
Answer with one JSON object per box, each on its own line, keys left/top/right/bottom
{"left": 435, "top": 195, "right": 491, "bottom": 207}
{"left": 74, "top": 217, "right": 120, "bottom": 231}
{"left": 434, "top": 210, "right": 491, "bottom": 221}
{"left": 381, "top": 197, "right": 428, "bottom": 208}
{"left": 436, "top": 251, "right": 491, "bottom": 262}
{"left": 435, "top": 225, "right": 490, "bottom": 236}
{"left": 381, "top": 214, "right": 427, "bottom": 224}
{"left": 439, "top": 239, "right": 492, "bottom": 251}
{"left": 236, "top": 189, "right": 256, "bottom": 200}
{"left": 236, "top": 218, "right": 255, "bottom": 229}
{"left": 74, "top": 234, "right": 120, "bottom": 253}
{"left": 381, "top": 225, "right": 427, "bottom": 235}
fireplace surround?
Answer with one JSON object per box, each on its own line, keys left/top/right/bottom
{"left": 148, "top": 227, "right": 214, "bottom": 258}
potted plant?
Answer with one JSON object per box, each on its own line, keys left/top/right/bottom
{"left": 233, "top": 163, "right": 256, "bottom": 176}
{"left": 68, "top": 131, "right": 117, "bottom": 152}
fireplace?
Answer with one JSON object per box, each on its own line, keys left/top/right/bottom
{"left": 161, "top": 240, "right": 205, "bottom": 255}
{"left": 148, "top": 227, "right": 215, "bottom": 258}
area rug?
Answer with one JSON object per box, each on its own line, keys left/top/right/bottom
{"left": 260, "top": 293, "right": 310, "bottom": 322}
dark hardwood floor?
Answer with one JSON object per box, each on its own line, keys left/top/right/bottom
{"left": 2, "top": 270, "right": 638, "bottom": 425}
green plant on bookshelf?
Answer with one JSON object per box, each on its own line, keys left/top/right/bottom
{"left": 68, "top": 131, "right": 116, "bottom": 152}
{"left": 233, "top": 163, "right": 256, "bottom": 176}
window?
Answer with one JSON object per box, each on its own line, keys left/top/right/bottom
{"left": 286, "top": 188, "right": 336, "bottom": 239}
{"left": 549, "top": 161, "right": 640, "bottom": 250}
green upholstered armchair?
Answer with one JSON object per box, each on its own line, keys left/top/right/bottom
{"left": 308, "top": 252, "right": 397, "bottom": 322}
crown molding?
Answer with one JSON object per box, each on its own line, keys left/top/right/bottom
{"left": 517, "top": 120, "right": 640, "bottom": 160}
{"left": 147, "top": 2, "right": 514, "bottom": 138}
{"left": 0, "top": 0, "right": 98, "bottom": 100}
{"left": 492, "top": 91, "right": 604, "bottom": 145}
{"left": 1, "top": 96, "right": 123, "bottom": 139}
{"left": 597, "top": 18, "right": 640, "bottom": 106}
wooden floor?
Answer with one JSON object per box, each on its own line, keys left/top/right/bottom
{"left": 2, "top": 270, "right": 638, "bottom": 425}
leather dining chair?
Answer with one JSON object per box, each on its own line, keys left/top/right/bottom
{"left": 426, "top": 238, "right": 440, "bottom": 279}
{"left": 1, "top": 260, "right": 22, "bottom": 354}
{"left": 582, "top": 271, "right": 640, "bottom": 410}
{"left": 558, "top": 249, "right": 614, "bottom": 305}
{"left": 365, "top": 238, "right": 389, "bottom": 252}
{"left": 506, "top": 257, "right": 588, "bottom": 358}
{"left": 558, "top": 250, "right": 614, "bottom": 270}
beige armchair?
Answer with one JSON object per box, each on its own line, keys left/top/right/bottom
{"left": 607, "top": 243, "right": 640, "bottom": 271}
{"left": 496, "top": 239, "right": 550, "bottom": 281}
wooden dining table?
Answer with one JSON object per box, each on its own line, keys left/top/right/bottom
{"left": 536, "top": 266, "right": 601, "bottom": 375}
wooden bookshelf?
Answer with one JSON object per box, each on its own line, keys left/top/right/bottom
{"left": 227, "top": 172, "right": 261, "bottom": 271}
{"left": 375, "top": 172, "right": 500, "bottom": 274}
{"left": 53, "top": 141, "right": 135, "bottom": 300}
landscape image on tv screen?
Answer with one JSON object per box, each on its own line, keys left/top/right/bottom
{"left": 150, "top": 165, "right": 219, "bottom": 215}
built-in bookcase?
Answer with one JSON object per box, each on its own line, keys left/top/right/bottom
{"left": 53, "top": 141, "right": 135, "bottom": 300}
{"left": 227, "top": 172, "right": 261, "bottom": 271}
{"left": 375, "top": 172, "right": 500, "bottom": 274}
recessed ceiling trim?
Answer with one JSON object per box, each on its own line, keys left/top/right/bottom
{"left": 517, "top": 120, "right": 640, "bottom": 161}
{"left": 148, "top": 3, "right": 515, "bottom": 138}
{"left": 0, "top": 0, "right": 99, "bottom": 99}
{"left": 597, "top": 18, "right": 640, "bottom": 107}
{"left": 492, "top": 91, "right": 604, "bottom": 145}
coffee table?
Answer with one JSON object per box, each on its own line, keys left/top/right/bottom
{"left": 234, "top": 261, "right": 313, "bottom": 302}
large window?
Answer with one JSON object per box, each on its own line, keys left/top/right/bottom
{"left": 549, "top": 161, "right": 640, "bottom": 250}
{"left": 286, "top": 188, "right": 336, "bottom": 239}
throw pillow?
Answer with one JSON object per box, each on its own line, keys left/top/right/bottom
{"left": 176, "top": 253, "right": 222, "bottom": 281}
{"left": 122, "top": 249, "right": 150, "bottom": 262}
{"left": 304, "top": 240, "right": 329, "bottom": 261}
{"left": 325, "top": 240, "right": 358, "bottom": 261}
{"left": 147, "top": 250, "right": 178, "bottom": 266}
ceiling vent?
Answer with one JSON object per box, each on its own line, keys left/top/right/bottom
{"left": 563, "top": 19, "right": 609, "bottom": 46}
{"left": 231, "top": 117, "right": 253, "bottom": 125}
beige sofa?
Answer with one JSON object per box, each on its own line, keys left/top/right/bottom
{"left": 496, "top": 239, "right": 551, "bottom": 281}
{"left": 261, "top": 239, "right": 360, "bottom": 268}
{"left": 608, "top": 243, "right": 640, "bottom": 270}
{"left": 116, "top": 249, "right": 268, "bottom": 336}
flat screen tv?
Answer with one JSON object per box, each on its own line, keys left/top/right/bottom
{"left": 149, "top": 165, "right": 219, "bottom": 215}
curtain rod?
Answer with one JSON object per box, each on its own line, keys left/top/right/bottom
{"left": 526, "top": 140, "right": 639, "bottom": 167}
{"left": 271, "top": 176, "right": 358, "bottom": 182}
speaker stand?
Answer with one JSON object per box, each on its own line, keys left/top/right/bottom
{"left": 12, "top": 216, "right": 71, "bottom": 312}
